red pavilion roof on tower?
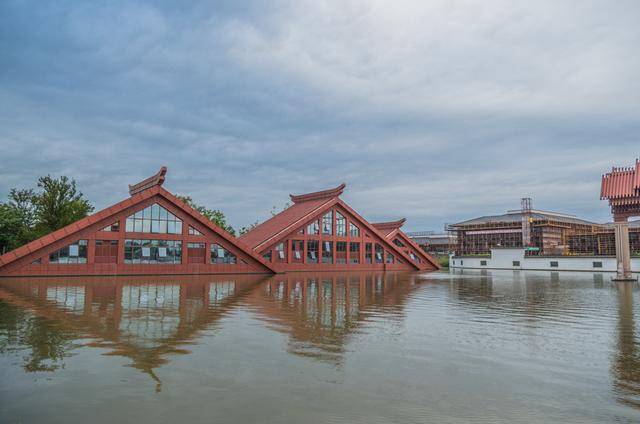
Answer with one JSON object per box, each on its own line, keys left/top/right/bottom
{"left": 600, "top": 160, "right": 640, "bottom": 218}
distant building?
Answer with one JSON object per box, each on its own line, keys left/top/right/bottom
{"left": 405, "top": 231, "right": 457, "bottom": 255}
{"left": 449, "top": 199, "right": 604, "bottom": 256}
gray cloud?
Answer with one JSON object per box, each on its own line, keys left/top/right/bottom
{"left": 1, "top": 0, "right": 639, "bottom": 231}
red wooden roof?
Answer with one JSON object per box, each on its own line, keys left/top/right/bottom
{"left": 290, "top": 183, "right": 346, "bottom": 203}
{"left": 240, "top": 185, "right": 343, "bottom": 250}
{"left": 0, "top": 185, "right": 276, "bottom": 273}
{"left": 601, "top": 160, "right": 640, "bottom": 200}
{"left": 372, "top": 218, "right": 407, "bottom": 236}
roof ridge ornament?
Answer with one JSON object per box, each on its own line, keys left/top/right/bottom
{"left": 289, "top": 183, "right": 346, "bottom": 203}
{"left": 129, "top": 166, "right": 168, "bottom": 196}
{"left": 372, "top": 218, "right": 407, "bottom": 231}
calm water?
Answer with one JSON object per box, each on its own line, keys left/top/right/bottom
{"left": 1, "top": 270, "right": 639, "bottom": 423}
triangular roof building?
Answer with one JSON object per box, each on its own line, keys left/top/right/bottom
{"left": 0, "top": 168, "right": 275, "bottom": 276}
{"left": 239, "top": 184, "right": 438, "bottom": 272}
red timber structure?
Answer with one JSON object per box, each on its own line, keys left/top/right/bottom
{"left": 601, "top": 159, "right": 640, "bottom": 281}
{"left": 0, "top": 167, "right": 275, "bottom": 277}
{"left": 239, "top": 184, "right": 438, "bottom": 273}
{"left": 372, "top": 219, "right": 439, "bottom": 271}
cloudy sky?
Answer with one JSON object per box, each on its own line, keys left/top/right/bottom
{"left": 1, "top": 0, "right": 639, "bottom": 232}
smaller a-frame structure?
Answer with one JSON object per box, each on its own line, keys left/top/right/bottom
{"left": 239, "top": 184, "right": 438, "bottom": 273}
{"left": 0, "top": 168, "right": 275, "bottom": 277}
{"left": 372, "top": 219, "right": 440, "bottom": 271}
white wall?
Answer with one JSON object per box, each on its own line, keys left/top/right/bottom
{"left": 450, "top": 248, "right": 639, "bottom": 273}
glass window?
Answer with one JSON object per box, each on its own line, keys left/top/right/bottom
{"left": 291, "top": 240, "right": 304, "bottom": 262}
{"left": 336, "top": 241, "right": 347, "bottom": 264}
{"left": 375, "top": 244, "right": 384, "bottom": 263}
{"left": 336, "top": 211, "right": 346, "bottom": 236}
{"left": 125, "top": 203, "right": 183, "bottom": 235}
{"left": 307, "top": 220, "right": 319, "bottom": 235}
{"left": 263, "top": 251, "right": 272, "bottom": 262}
{"left": 349, "top": 222, "right": 360, "bottom": 237}
{"left": 322, "top": 211, "right": 333, "bottom": 235}
{"left": 124, "top": 239, "right": 182, "bottom": 264}
{"left": 322, "top": 241, "right": 333, "bottom": 264}
{"left": 100, "top": 221, "right": 119, "bottom": 232}
{"left": 307, "top": 240, "right": 318, "bottom": 263}
{"left": 393, "top": 238, "right": 405, "bottom": 247}
{"left": 211, "top": 243, "right": 237, "bottom": 264}
{"left": 49, "top": 240, "right": 88, "bottom": 264}
{"left": 365, "top": 243, "right": 372, "bottom": 264}
{"left": 275, "top": 242, "right": 286, "bottom": 262}
{"left": 349, "top": 242, "right": 360, "bottom": 264}
{"left": 386, "top": 252, "right": 394, "bottom": 264}
{"left": 189, "top": 226, "right": 203, "bottom": 236}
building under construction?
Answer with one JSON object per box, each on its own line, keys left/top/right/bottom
{"left": 449, "top": 199, "right": 610, "bottom": 256}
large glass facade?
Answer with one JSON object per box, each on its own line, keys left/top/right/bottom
{"left": 210, "top": 243, "right": 237, "bottom": 264}
{"left": 124, "top": 239, "right": 182, "bottom": 264}
{"left": 336, "top": 211, "right": 346, "bottom": 236}
{"left": 125, "top": 203, "right": 183, "bottom": 235}
{"left": 322, "top": 211, "right": 333, "bottom": 235}
{"left": 49, "top": 240, "right": 88, "bottom": 264}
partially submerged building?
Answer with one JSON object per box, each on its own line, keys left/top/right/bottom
{"left": 0, "top": 168, "right": 275, "bottom": 277}
{"left": 371, "top": 219, "right": 439, "bottom": 271}
{"left": 0, "top": 170, "right": 438, "bottom": 277}
{"left": 239, "top": 184, "right": 439, "bottom": 272}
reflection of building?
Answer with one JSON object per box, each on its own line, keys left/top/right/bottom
{"left": 0, "top": 272, "right": 423, "bottom": 380}
{"left": 245, "top": 272, "right": 423, "bottom": 364}
{"left": 239, "top": 184, "right": 437, "bottom": 272}
{"left": 0, "top": 167, "right": 274, "bottom": 276}
{"left": 613, "top": 282, "right": 640, "bottom": 408}
{"left": 0, "top": 274, "right": 268, "bottom": 390}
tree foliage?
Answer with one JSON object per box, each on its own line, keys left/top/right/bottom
{"left": 0, "top": 176, "right": 94, "bottom": 254}
{"left": 177, "top": 195, "right": 236, "bottom": 236}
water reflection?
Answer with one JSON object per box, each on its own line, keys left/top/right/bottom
{"left": 0, "top": 274, "right": 268, "bottom": 391}
{"left": 0, "top": 272, "right": 421, "bottom": 388}
{"left": 247, "top": 272, "right": 421, "bottom": 364}
{"left": 2, "top": 270, "right": 640, "bottom": 422}
{"left": 614, "top": 281, "right": 640, "bottom": 408}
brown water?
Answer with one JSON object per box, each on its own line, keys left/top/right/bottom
{"left": 0, "top": 270, "right": 639, "bottom": 423}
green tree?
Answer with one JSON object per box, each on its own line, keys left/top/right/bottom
{"left": 177, "top": 195, "right": 236, "bottom": 236}
{"left": 32, "top": 175, "right": 94, "bottom": 237}
{"left": 0, "top": 175, "right": 94, "bottom": 253}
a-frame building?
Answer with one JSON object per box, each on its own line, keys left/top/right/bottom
{"left": 0, "top": 168, "right": 275, "bottom": 277}
{"left": 239, "top": 184, "right": 438, "bottom": 272}
{"left": 372, "top": 219, "right": 440, "bottom": 271}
